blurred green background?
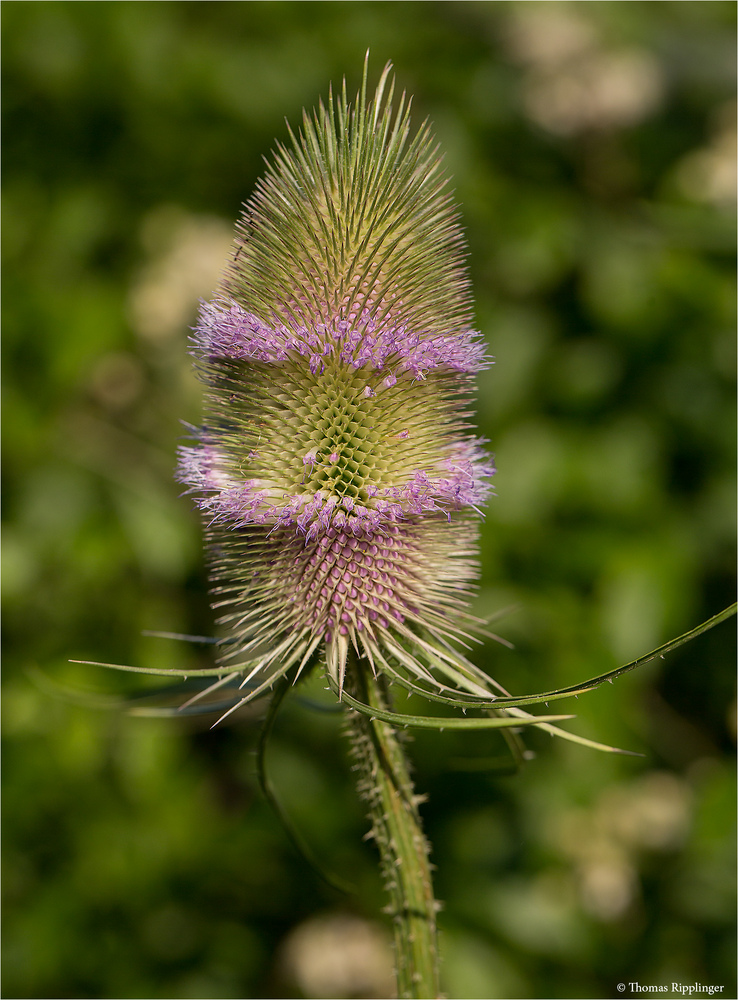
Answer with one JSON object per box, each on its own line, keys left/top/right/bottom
{"left": 3, "top": 3, "right": 735, "bottom": 998}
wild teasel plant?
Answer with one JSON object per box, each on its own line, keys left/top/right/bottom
{"left": 176, "top": 64, "right": 497, "bottom": 710}
{"left": 76, "top": 60, "right": 735, "bottom": 1000}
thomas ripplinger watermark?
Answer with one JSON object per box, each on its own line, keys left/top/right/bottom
{"left": 616, "top": 984, "right": 725, "bottom": 996}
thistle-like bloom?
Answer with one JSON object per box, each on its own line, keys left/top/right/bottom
{"left": 178, "top": 64, "right": 495, "bottom": 709}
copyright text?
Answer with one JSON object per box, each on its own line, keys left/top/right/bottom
{"left": 617, "top": 985, "right": 724, "bottom": 997}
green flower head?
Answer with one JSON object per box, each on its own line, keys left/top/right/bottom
{"left": 177, "top": 62, "right": 495, "bottom": 711}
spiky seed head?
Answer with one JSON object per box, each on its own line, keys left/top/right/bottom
{"left": 178, "top": 62, "right": 495, "bottom": 703}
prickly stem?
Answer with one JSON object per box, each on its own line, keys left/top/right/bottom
{"left": 345, "top": 654, "right": 441, "bottom": 999}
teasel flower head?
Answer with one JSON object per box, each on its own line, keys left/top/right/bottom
{"left": 177, "top": 61, "right": 496, "bottom": 712}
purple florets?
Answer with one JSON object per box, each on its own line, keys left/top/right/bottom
{"left": 193, "top": 299, "right": 488, "bottom": 377}
{"left": 180, "top": 293, "right": 495, "bottom": 555}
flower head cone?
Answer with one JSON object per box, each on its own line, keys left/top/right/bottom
{"left": 178, "top": 63, "right": 496, "bottom": 709}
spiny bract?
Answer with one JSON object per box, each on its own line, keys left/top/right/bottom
{"left": 178, "top": 63, "right": 496, "bottom": 712}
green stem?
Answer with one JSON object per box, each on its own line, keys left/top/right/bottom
{"left": 345, "top": 659, "right": 441, "bottom": 999}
